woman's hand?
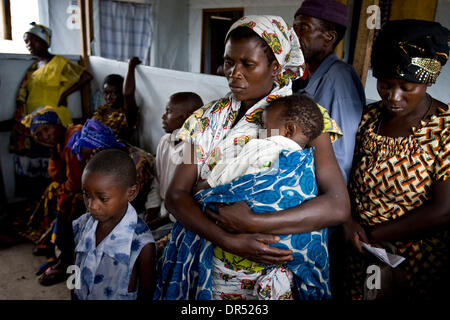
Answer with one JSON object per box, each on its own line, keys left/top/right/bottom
{"left": 192, "top": 179, "right": 211, "bottom": 194}
{"left": 129, "top": 56, "right": 142, "bottom": 69}
{"left": 14, "top": 102, "right": 26, "bottom": 122}
{"left": 220, "top": 232, "right": 293, "bottom": 265}
{"left": 205, "top": 201, "right": 259, "bottom": 234}
{"left": 58, "top": 94, "right": 68, "bottom": 107}
{"left": 342, "top": 218, "right": 369, "bottom": 254}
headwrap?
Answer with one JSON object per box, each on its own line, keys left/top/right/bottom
{"left": 67, "top": 118, "right": 125, "bottom": 160}
{"left": 226, "top": 15, "right": 307, "bottom": 86}
{"left": 21, "top": 105, "right": 72, "bottom": 133}
{"left": 294, "top": 0, "right": 348, "bottom": 28}
{"left": 24, "top": 22, "right": 52, "bottom": 46}
{"left": 371, "top": 19, "right": 450, "bottom": 84}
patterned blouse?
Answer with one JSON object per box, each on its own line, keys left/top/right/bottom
{"left": 92, "top": 105, "right": 130, "bottom": 140}
{"left": 350, "top": 102, "right": 449, "bottom": 226}
{"left": 346, "top": 102, "right": 449, "bottom": 298}
{"left": 73, "top": 203, "right": 154, "bottom": 300}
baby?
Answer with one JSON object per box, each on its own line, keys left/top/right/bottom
{"left": 72, "top": 149, "right": 155, "bottom": 300}
{"left": 203, "top": 94, "right": 324, "bottom": 188}
{"left": 194, "top": 94, "right": 328, "bottom": 300}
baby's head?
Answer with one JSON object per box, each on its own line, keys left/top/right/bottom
{"left": 162, "top": 92, "right": 204, "bottom": 133}
{"left": 263, "top": 94, "right": 324, "bottom": 148}
{"left": 82, "top": 149, "right": 138, "bottom": 223}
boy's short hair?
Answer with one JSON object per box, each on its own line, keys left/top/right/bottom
{"left": 84, "top": 149, "right": 136, "bottom": 187}
{"left": 171, "top": 92, "right": 204, "bottom": 113}
{"left": 267, "top": 94, "right": 324, "bottom": 142}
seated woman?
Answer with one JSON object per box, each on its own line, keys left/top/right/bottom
{"left": 68, "top": 118, "right": 155, "bottom": 215}
{"left": 18, "top": 106, "right": 84, "bottom": 285}
{"left": 91, "top": 57, "right": 141, "bottom": 144}
{"left": 10, "top": 22, "right": 92, "bottom": 200}
{"left": 155, "top": 16, "right": 349, "bottom": 300}
{"left": 342, "top": 20, "right": 449, "bottom": 300}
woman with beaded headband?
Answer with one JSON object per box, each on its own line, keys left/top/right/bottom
{"left": 342, "top": 19, "right": 450, "bottom": 300}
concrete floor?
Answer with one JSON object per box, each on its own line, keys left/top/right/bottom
{"left": 0, "top": 241, "right": 70, "bottom": 300}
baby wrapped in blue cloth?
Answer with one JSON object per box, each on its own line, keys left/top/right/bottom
{"left": 154, "top": 95, "right": 332, "bottom": 300}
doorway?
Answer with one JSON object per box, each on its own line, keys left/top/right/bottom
{"left": 201, "top": 8, "right": 244, "bottom": 75}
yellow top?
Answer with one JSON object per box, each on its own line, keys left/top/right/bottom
{"left": 23, "top": 55, "right": 85, "bottom": 124}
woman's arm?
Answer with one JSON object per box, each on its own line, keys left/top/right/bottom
{"left": 58, "top": 70, "right": 93, "bottom": 106}
{"left": 165, "top": 144, "right": 294, "bottom": 265}
{"left": 123, "top": 57, "right": 141, "bottom": 129}
{"left": 47, "top": 146, "right": 64, "bottom": 183}
{"left": 206, "top": 132, "right": 351, "bottom": 234}
{"left": 135, "top": 242, "right": 156, "bottom": 300}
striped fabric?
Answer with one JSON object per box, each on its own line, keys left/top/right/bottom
{"left": 99, "top": 0, "right": 152, "bottom": 64}
{"left": 350, "top": 102, "right": 449, "bottom": 226}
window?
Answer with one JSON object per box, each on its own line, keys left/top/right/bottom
{"left": 0, "top": 0, "right": 40, "bottom": 53}
{"left": 201, "top": 8, "right": 244, "bottom": 75}
{"left": 99, "top": 0, "right": 152, "bottom": 64}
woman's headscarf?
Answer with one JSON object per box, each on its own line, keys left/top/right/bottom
{"left": 24, "top": 22, "right": 52, "bottom": 46}
{"left": 21, "top": 105, "right": 72, "bottom": 133}
{"left": 371, "top": 19, "right": 449, "bottom": 84}
{"left": 226, "top": 15, "right": 307, "bottom": 86}
{"left": 67, "top": 118, "right": 125, "bottom": 160}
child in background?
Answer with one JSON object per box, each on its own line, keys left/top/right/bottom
{"left": 144, "top": 92, "right": 203, "bottom": 245}
{"left": 72, "top": 149, "right": 155, "bottom": 300}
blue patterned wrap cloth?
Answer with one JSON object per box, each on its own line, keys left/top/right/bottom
{"left": 154, "top": 148, "right": 331, "bottom": 300}
{"left": 67, "top": 118, "right": 125, "bottom": 160}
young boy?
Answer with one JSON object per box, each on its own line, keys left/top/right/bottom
{"left": 72, "top": 149, "right": 155, "bottom": 300}
{"left": 202, "top": 94, "right": 324, "bottom": 188}
{"left": 144, "top": 92, "right": 203, "bottom": 242}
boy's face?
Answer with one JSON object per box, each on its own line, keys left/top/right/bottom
{"left": 82, "top": 170, "right": 137, "bottom": 224}
{"left": 161, "top": 98, "right": 189, "bottom": 134}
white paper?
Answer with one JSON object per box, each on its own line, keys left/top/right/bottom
{"left": 361, "top": 242, "right": 406, "bottom": 268}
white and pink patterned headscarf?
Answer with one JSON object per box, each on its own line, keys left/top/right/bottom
{"left": 226, "top": 15, "right": 307, "bottom": 86}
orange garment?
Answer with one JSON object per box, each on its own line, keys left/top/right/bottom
{"left": 48, "top": 124, "right": 83, "bottom": 196}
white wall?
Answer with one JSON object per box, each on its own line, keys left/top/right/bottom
{"left": 88, "top": 56, "right": 229, "bottom": 154}
{"left": 188, "top": 0, "right": 303, "bottom": 73}
{"left": 37, "top": 0, "right": 82, "bottom": 55}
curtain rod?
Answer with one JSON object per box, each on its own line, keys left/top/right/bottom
{"left": 108, "top": 0, "right": 152, "bottom": 7}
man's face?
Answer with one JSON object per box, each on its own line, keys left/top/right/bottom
{"left": 293, "top": 15, "right": 328, "bottom": 62}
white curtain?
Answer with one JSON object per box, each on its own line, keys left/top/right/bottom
{"left": 99, "top": 0, "right": 152, "bottom": 64}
